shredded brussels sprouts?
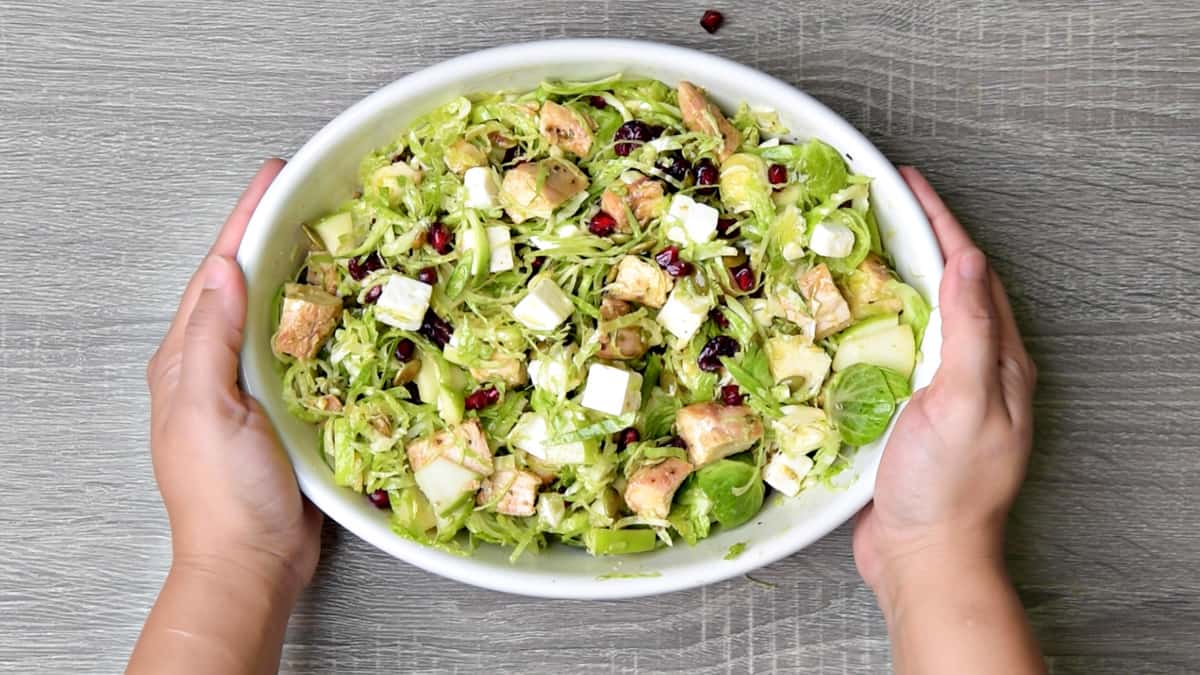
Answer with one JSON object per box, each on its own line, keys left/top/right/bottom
{"left": 270, "top": 75, "right": 928, "bottom": 559}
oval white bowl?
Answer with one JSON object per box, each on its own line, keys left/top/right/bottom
{"left": 236, "top": 39, "right": 943, "bottom": 599}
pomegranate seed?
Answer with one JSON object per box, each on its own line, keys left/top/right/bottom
{"left": 731, "top": 264, "right": 755, "bottom": 291}
{"left": 659, "top": 154, "right": 691, "bottom": 182}
{"left": 363, "top": 285, "right": 383, "bottom": 304}
{"left": 694, "top": 158, "right": 718, "bottom": 192}
{"left": 429, "top": 222, "right": 453, "bottom": 254}
{"left": 465, "top": 387, "right": 500, "bottom": 411}
{"left": 530, "top": 256, "right": 546, "bottom": 273}
{"left": 419, "top": 310, "right": 453, "bottom": 348}
{"left": 348, "top": 253, "right": 384, "bottom": 281}
{"left": 709, "top": 307, "right": 730, "bottom": 329}
{"left": 654, "top": 246, "right": 680, "bottom": 268}
{"left": 589, "top": 211, "right": 617, "bottom": 237}
{"left": 665, "top": 260, "right": 694, "bottom": 278}
{"left": 614, "top": 427, "right": 641, "bottom": 450}
{"left": 720, "top": 384, "right": 744, "bottom": 406}
{"left": 768, "top": 163, "right": 788, "bottom": 185}
{"left": 368, "top": 490, "right": 390, "bottom": 509}
{"left": 716, "top": 217, "right": 739, "bottom": 238}
{"left": 613, "top": 120, "right": 657, "bottom": 157}
{"left": 417, "top": 267, "right": 437, "bottom": 285}
{"left": 700, "top": 9, "right": 724, "bottom": 34}
{"left": 698, "top": 335, "right": 739, "bottom": 372}
{"left": 394, "top": 338, "right": 416, "bottom": 363}
{"left": 589, "top": 95, "right": 608, "bottom": 109}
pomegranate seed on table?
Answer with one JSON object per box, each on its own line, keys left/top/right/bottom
{"left": 654, "top": 246, "right": 680, "bottom": 268}
{"left": 716, "top": 218, "right": 738, "bottom": 238}
{"left": 731, "top": 264, "right": 755, "bottom": 291}
{"left": 698, "top": 335, "right": 739, "bottom": 372}
{"left": 368, "top": 490, "right": 390, "bottom": 509}
{"left": 720, "top": 384, "right": 745, "bottom": 406}
{"left": 665, "top": 260, "right": 694, "bottom": 278}
{"left": 709, "top": 307, "right": 730, "bottom": 329}
{"left": 428, "top": 222, "right": 453, "bottom": 254}
{"left": 393, "top": 338, "right": 416, "bottom": 363}
{"left": 613, "top": 120, "right": 658, "bottom": 157}
{"left": 348, "top": 252, "right": 384, "bottom": 281}
{"left": 693, "top": 158, "right": 718, "bottom": 192}
{"left": 419, "top": 310, "right": 454, "bottom": 348}
{"left": 589, "top": 211, "right": 618, "bottom": 237}
{"left": 465, "top": 387, "right": 500, "bottom": 411}
{"left": 614, "top": 427, "right": 641, "bottom": 450}
{"left": 700, "top": 9, "right": 724, "bottom": 34}
{"left": 589, "top": 95, "right": 608, "bottom": 109}
{"left": 363, "top": 285, "right": 383, "bottom": 304}
{"left": 417, "top": 267, "right": 437, "bottom": 285}
{"left": 767, "top": 163, "right": 788, "bottom": 185}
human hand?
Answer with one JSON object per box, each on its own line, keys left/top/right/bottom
{"left": 852, "top": 167, "right": 1038, "bottom": 605}
{"left": 145, "top": 159, "right": 322, "bottom": 600}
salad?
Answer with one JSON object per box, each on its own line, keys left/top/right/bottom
{"left": 272, "top": 75, "right": 930, "bottom": 559}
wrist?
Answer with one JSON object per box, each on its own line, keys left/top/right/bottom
{"left": 129, "top": 547, "right": 300, "bottom": 674}
{"left": 172, "top": 544, "right": 305, "bottom": 613}
{"left": 869, "top": 530, "right": 1006, "bottom": 621}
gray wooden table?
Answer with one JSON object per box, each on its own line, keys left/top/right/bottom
{"left": 2, "top": 1, "right": 1198, "bottom": 673}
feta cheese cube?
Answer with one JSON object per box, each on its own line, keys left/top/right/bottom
{"left": 656, "top": 286, "right": 714, "bottom": 342}
{"left": 808, "top": 220, "right": 855, "bottom": 258}
{"left": 513, "top": 277, "right": 574, "bottom": 331}
{"left": 580, "top": 363, "right": 643, "bottom": 417}
{"left": 762, "top": 451, "right": 815, "bottom": 498}
{"left": 665, "top": 194, "right": 719, "bottom": 245}
{"left": 462, "top": 225, "right": 515, "bottom": 272}
{"left": 463, "top": 166, "right": 500, "bottom": 209}
{"left": 375, "top": 275, "right": 433, "bottom": 330}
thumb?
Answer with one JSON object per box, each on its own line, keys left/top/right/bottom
{"left": 938, "top": 248, "right": 999, "bottom": 381}
{"left": 180, "top": 255, "right": 247, "bottom": 400}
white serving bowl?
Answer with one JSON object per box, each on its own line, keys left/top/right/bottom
{"left": 237, "top": 39, "right": 943, "bottom": 599}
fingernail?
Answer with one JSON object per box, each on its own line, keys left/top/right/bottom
{"left": 958, "top": 249, "right": 987, "bottom": 280}
{"left": 202, "top": 256, "right": 232, "bottom": 290}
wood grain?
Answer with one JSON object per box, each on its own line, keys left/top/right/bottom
{"left": 1, "top": 1, "right": 1197, "bottom": 673}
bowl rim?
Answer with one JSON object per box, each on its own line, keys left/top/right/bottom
{"left": 237, "top": 38, "right": 941, "bottom": 599}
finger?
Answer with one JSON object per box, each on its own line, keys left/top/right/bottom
{"left": 179, "top": 255, "right": 248, "bottom": 404}
{"left": 989, "top": 270, "right": 1038, "bottom": 420}
{"left": 211, "top": 157, "right": 286, "bottom": 258}
{"left": 938, "top": 248, "right": 1001, "bottom": 383}
{"left": 152, "top": 159, "right": 284, "bottom": 388}
{"left": 898, "top": 166, "right": 975, "bottom": 261}
{"left": 988, "top": 270, "right": 1032, "bottom": 374}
